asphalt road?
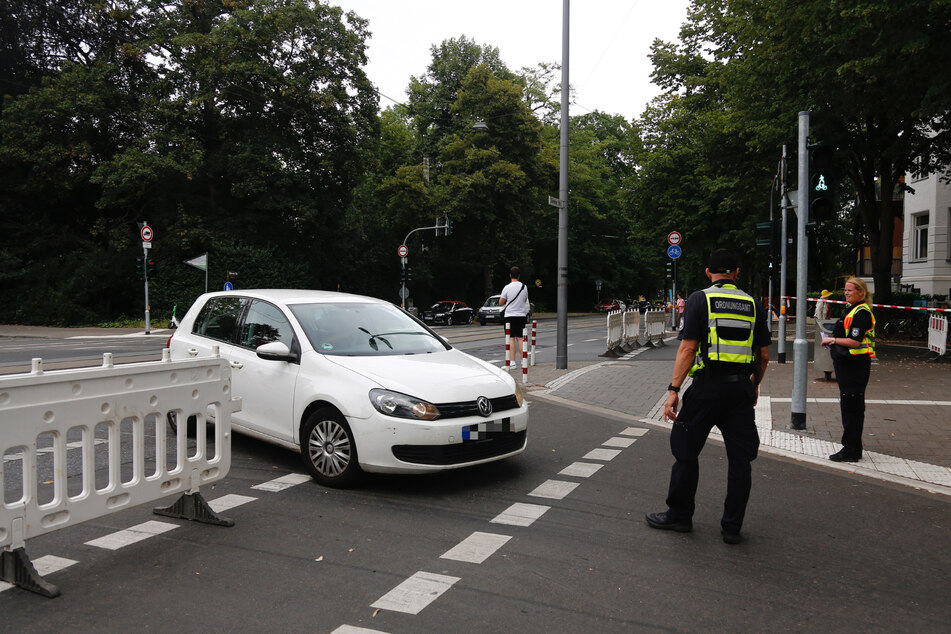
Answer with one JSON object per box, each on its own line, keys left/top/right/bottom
{"left": 3, "top": 319, "right": 950, "bottom": 630}
{"left": 4, "top": 396, "right": 950, "bottom": 631}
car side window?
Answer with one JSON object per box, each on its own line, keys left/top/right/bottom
{"left": 192, "top": 297, "right": 244, "bottom": 343}
{"left": 238, "top": 299, "right": 295, "bottom": 350}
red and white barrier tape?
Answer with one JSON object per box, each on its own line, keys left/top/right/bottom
{"left": 784, "top": 296, "right": 951, "bottom": 313}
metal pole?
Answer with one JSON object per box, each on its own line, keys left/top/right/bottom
{"left": 555, "top": 0, "right": 570, "bottom": 369}
{"left": 791, "top": 112, "right": 809, "bottom": 430}
{"left": 143, "top": 244, "right": 150, "bottom": 335}
{"left": 779, "top": 145, "right": 789, "bottom": 363}
{"left": 767, "top": 178, "right": 775, "bottom": 334}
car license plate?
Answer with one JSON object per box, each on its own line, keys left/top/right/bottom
{"left": 462, "top": 419, "right": 512, "bottom": 441}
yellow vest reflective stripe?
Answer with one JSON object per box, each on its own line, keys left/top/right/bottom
{"left": 689, "top": 284, "right": 757, "bottom": 376}
{"left": 842, "top": 303, "right": 876, "bottom": 357}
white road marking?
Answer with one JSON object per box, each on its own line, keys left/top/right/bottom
{"left": 440, "top": 531, "right": 512, "bottom": 564}
{"left": 491, "top": 502, "right": 550, "bottom": 526}
{"left": 603, "top": 436, "right": 635, "bottom": 448}
{"left": 620, "top": 427, "right": 649, "bottom": 437}
{"left": 559, "top": 462, "right": 604, "bottom": 478}
{"left": 208, "top": 494, "right": 257, "bottom": 513}
{"left": 251, "top": 472, "right": 311, "bottom": 491}
{"left": 528, "top": 479, "right": 579, "bottom": 500}
{"left": 332, "top": 626, "right": 389, "bottom": 634}
{"left": 84, "top": 520, "right": 178, "bottom": 550}
{"left": 583, "top": 448, "right": 622, "bottom": 461}
{"left": 770, "top": 397, "right": 951, "bottom": 406}
{"left": 371, "top": 571, "right": 460, "bottom": 615}
{"left": 0, "top": 555, "right": 77, "bottom": 593}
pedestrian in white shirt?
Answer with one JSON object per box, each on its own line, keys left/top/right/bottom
{"left": 499, "top": 266, "right": 530, "bottom": 368}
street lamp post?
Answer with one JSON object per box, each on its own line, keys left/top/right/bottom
{"left": 555, "top": 0, "right": 570, "bottom": 369}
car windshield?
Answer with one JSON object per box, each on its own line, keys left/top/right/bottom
{"left": 431, "top": 302, "right": 455, "bottom": 311}
{"left": 290, "top": 302, "right": 449, "bottom": 356}
{"left": 483, "top": 296, "right": 501, "bottom": 307}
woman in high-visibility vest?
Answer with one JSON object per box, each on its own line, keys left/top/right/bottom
{"left": 821, "top": 277, "right": 875, "bottom": 462}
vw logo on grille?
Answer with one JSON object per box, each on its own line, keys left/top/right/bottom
{"left": 476, "top": 396, "right": 492, "bottom": 417}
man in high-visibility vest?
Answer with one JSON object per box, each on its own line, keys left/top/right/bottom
{"left": 646, "top": 249, "right": 771, "bottom": 545}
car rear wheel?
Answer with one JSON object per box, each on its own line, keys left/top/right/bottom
{"left": 166, "top": 412, "right": 198, "bottom": 437}
{"left": 300, "top": 407, "right": 361, "bottom": 487}
{"left": 466, "top": 313, "right": 473, "bottom": 325}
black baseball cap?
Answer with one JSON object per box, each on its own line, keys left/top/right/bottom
{"left": 707, "top": 249, "right": 738, "bottom": 273}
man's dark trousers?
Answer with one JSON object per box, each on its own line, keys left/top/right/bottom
{"left": 665, "top": 377, "right": 760, "bottom": 533}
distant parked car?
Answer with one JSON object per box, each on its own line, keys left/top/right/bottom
{"left": 478, "top": 295, "right": 534, "bottom": 326}
{"left": 421, "top": 300, "right": 473, "bottom": 326}
{"left": 594, "top": 298, "right": 626, "bottom": 313}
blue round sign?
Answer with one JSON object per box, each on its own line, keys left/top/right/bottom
{"left": 667, "top": 245, "right": 682, "bottom": 259}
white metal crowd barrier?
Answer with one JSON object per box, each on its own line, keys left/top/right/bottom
{"left": 929, "top": 314, "right": 948, "bottom": 356}
{"left": 0, "top": 350, "right": 241, "bottom": 597}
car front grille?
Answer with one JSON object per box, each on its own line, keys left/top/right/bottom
{"left": 436, "top": 394, "right": 519, "bottom": 419}
{"left": 392, "top": 429, "right": 527, "bottom": 466}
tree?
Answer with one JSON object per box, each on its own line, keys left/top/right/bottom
{"left": 677, "top": 0, "right": 951, "bottom": 301}
{"left": 0, "top": 0, "right": 380, "bottom": 323}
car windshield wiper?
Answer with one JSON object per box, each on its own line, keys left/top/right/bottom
{"left": 358, "top": 327, "right": 393, "bottom": 350}
{"left": 376, "top": 331, "right": 431, "bottom": 337}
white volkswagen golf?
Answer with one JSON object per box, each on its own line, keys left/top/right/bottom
{"left": 167, "top": 290, "right": 529, "bottom": 487}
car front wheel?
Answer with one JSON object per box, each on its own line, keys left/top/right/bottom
{"left": 447, "top": 315, "right": 454, "bottom": 326}
{"left": 300, "top": 407, "right": 361, "bottom": 487}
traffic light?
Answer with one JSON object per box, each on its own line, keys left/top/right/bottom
{"left": 400, "top": 267, "right": 412, "bottom": 283}
{"left": 808, "top": 143, "right": 835, "bottom": 223}
{"left": 756, "top": 220, "right": 780, "bottom": 253}
{"left": 146, "top": 258, "right": 157, "bottom": 279}
{"left": 445, "top": 217, "right": 452, "bottom": 236}
{"left": 136, "top": 256, "right": 145, "bottom": 279}
{"left": 665, "top": 260, "right": 673, "bottom": 280}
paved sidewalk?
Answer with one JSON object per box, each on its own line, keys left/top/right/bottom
{"left": 525, "top": 337, "right": 951, "bottom": 495}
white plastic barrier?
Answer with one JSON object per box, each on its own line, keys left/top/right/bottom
{"left": 644, "top": 310, "right": 667, "bottom": 346}
{"left": 929, "top": 314, "right": 948, "bottom": 355}
{"left": 0, "top": 350, "right": 241, "bottom": 596}
{"left": 623, "top": 310, "right": 641, "bottom": 349}
{"left": 606, "top": 310, "right": 624, "bottom": 351}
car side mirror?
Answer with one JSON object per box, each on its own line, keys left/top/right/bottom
{"left": 256, "top": 341, "right": 299, "bottom": 363}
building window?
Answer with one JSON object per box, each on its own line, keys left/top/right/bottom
{"left": 913, "top": 213, "right": 928, "bottom": 260}
{"left": 910, "top": 155, "right": 928, "bottom": 182}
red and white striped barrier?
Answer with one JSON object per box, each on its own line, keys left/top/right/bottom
{"left": 929, "top": 314, "right": 948, "bottom": 356}
{"left": 504, "top": 323, "right": 511, "bottom": 369}
{"left": 521, "top": 338, "right": 528, "bottom": 384}
{"left": 530, "top": 320, "right": 537, "bottom": 367}
{"left": 790, "top": 296, "right": 951, "bottom": 313}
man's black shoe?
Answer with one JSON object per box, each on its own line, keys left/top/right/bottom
{"left": 829, "top": 450, "right": 861, "bottom": 463}
{"left": 721, "top": 529, "right": 743, "bottom": 545}
{"left": 645, "top": 512, "right": 692, "bottom": 533}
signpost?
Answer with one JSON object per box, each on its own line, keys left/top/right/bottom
{"left": 138, "top": 223, "right": 153, "bottom": 334}
{"left": 667, "top": 232, "right": 682, "bottom": 327}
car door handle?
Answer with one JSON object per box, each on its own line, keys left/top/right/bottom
{"left": 230, "top": 361, "right": 243, "bottom": 369}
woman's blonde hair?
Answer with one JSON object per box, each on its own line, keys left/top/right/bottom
{"left": 845, "top": 277, "right": 872, "bottom": 306}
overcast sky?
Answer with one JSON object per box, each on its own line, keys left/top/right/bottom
{"left": 331, "top": 0, "right": 691, "bottom": 121}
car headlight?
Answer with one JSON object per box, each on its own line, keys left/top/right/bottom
{"left": 369, "top": 389, "right": 440, "bottom": 420}
{"left": 513, "top": 381, "right": 525, "bottom": 407}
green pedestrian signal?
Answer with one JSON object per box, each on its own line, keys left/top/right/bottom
{"left": 808, "top": 143, "right": 835, "bottom": 223}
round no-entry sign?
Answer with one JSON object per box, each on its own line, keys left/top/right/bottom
{"left": 141, "top": 225, "right": 153, "bottom": 242}
{"left": 667, "top": 231, "right": 681, "bottom": 246}
{"left": 397, "top": 244, "right": 408, "bottom": 258}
